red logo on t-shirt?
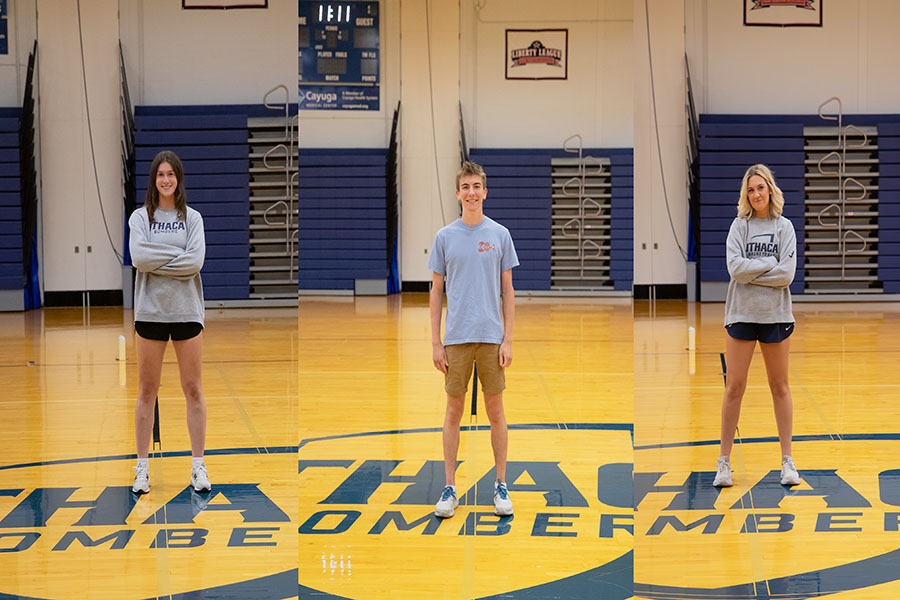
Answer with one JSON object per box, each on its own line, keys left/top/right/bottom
{"left": 478, "top": 241, "right": 495, "bottom": 253}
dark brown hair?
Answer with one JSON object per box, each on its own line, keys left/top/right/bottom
{"left": 456, "top": 161, "right": 487, "bottom": 190}
{"left": 145, "top": 150, "right": 187, "bottom": 222}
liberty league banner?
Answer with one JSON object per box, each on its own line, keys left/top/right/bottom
{"left": 744, "top": 0, "right": 822, "bottom": 27}
{"left": 505, "top": 29, "right": 567, "bottom": 81}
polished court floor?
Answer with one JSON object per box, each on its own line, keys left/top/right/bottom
{"left": 298, "top": 294, "right": 634, "bottom": 600}
{"left": 7, "top": 296, "right": 896, "bottom": 598}
{"left": 634, "top": 300, "right": 900, "bottom": 600}
{"left": 0, "top": 307, "right": 297, "bottom": 599}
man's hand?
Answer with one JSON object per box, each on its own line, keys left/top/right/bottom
{"left": 499, "top": 340, "right": 513, "bottom": 368}
{"left": 433, "top": 344, "right": 449, "bottom": 374}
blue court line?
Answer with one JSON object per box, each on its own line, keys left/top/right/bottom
{"left": 635, "top": 545, "right": 900, "bottom": 599}
{"left": 0, "top": 446, "right": 299, "bottom": 472}
{"left": 152, "top": 568, "right": 298, "bottom": 600}
{"left": 0, "top": 569, "right": 298, "bottom": 600}
{"left": 634, "top": 432, "right": 900, "bottom": 452}
{"left": 477, "top": 550, "right": 633, "bottom": 600}
{"left": 299, "top": 423, "right": 634, "bottom": 449}
{"left": 297, "top": 553, "right": 633, "bottom": 600}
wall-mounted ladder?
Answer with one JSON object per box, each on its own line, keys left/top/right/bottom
{"left": 550, "top": 135, "right": 613, "bottom": 291}
{"left": 803, "top": 97, "right": 881, "bottom": 294}
{"left": 248, "top": 84, "right": 299, "bottom": 300}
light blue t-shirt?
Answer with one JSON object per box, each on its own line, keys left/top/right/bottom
{"left": 427, "top": 216, "right": 519, "bottom": 345}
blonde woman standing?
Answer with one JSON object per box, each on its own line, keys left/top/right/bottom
{"left": 714, "top": 164, "right": 801, "bottom": 488}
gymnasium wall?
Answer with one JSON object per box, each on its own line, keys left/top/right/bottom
{"left": 37, "top": 0, "right": 121, "bottom": 292}
{"left": 33, "top": 1, "right": 297, "bottom": 294}
{"left": 633, "top": 0, "right": 687, "bottom": 287}
{"left": 638, "top": 0, "right": 900, "bottom": 288}
{"left": 685, "top": 0, "right": 900, "bottom": 115}
{"left": 460, "top": 1, "right": 633, "bottom": 150}
{"left": 411, "top": 0, "right": 634, "bottom": 283}
{"left": 118, "top": 0, "right": 297, "bottom": 107}
{"left": 297, "top": 1, "right": 633, "bottom": 284}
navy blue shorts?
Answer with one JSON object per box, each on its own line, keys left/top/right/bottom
{"left": 135, "top": 321, "right": 203, "bottom": 342}
{"left": 725, "top": 322, "right": 794, "bottom": 344}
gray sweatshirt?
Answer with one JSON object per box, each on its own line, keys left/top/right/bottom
{"left": 724, "top": 215, "right": 796, "bottom": 326}
{"left": 129, "top": 206, "right": 205, "bottom": 325}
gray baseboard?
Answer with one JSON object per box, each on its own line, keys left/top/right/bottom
{"left": 700, "top": 281, "right": 728, "bottom": 302}
{"left": 0, "top": 289, "right": 24, "bottom": 312}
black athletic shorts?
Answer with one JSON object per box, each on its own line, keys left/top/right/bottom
{"left": 135, "top": 321, "right": 203, "bottom": 341}
{"left": 725, "top": 321, "right": 794, "bottom": 344}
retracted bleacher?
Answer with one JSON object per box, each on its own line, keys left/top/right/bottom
{"left": 298, "top": 148, "right": 388, "bottom": 291}
{"left": 133, "top": 106, "right": 251, "bottom": 301}
{"left": 469, "top": 148, "right": 633, "bottom": 293}
{"left": 0, "top": 108, "right": 23, "bottom": 304}
{"left": 610, "top": 152, "right": 634, "bottom": 292}
{"left": 878, "top": 124, "right": 900, "bottom": 293}
{"left": 698, "top": 119, "right": 805, "bottom": 296}
{"left": 698, "top": 114, "right": 900, "bottom": 299}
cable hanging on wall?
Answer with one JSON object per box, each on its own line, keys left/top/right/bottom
{"left": 645, "top": 0, "right": 688, "bottom": 261}
{"left": 425, "top": 0, "right": 448, "bottom": 226}
{"left": 77, "top": 0, "right": 124, "bottom": 265}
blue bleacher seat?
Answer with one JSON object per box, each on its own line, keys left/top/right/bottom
{"left": 133, "top": 106, "right": 251, "bottom": 300}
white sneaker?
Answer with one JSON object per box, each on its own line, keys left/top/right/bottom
{"left": 191, "top": 463, "right": 211, "bottom": 492}
{"left": 713, "top": 456, "right": 733, "bottom": 487}
{"left": 781, "top": 455, "right": 801, "bottom": 486}
{"left": 132, "top": 463, "right": 149, "bottom": 494}
{"left": 493, "top": 481, "right": 513, "bottom": 516}
{"left": 434, "top": 485, "right": 459, "bottom": 518}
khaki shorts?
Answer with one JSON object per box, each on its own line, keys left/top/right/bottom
{"left": 444, "top": 343, "right": 506, "bottom": 396}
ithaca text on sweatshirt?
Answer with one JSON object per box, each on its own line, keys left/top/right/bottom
{"left": 129, "top": 206, "right": 205, "bottom": 325}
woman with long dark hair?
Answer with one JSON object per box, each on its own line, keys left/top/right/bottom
{"left": 128, "top": 150, "right": 209, "bottom": 494}
{"left": 714, "top": 164, "right": 800, "bottom": 488}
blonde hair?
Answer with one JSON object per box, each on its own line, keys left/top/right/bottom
{"left": 738, "top": 164, "right": 783, "bottom": 219}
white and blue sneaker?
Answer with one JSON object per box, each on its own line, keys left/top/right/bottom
{"left": 132, "top": 463, "right": 149, "bottom": 494}
{"left": 781, "top": 455, "right": 801, "bottom": 486}
{"left": 191, "top": 463, "right": 211, "bottom": 492}
{"left": 435, "top": 485, "right": 459, "bottom": 518}
{"left": 713, "top": 456, "right": 733, "bottom": 487}
{"left": 493, "top": 480, "right": 513, "bottom": 516}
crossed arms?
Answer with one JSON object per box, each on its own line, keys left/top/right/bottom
{"left": 726, "top": 223, "right": 796, "bottom": 289}
{"left": 129, "top": 214, "right": 205, "bottom": 281}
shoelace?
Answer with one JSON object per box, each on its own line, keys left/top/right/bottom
{"left": 440, "top": 486, "right": 455, "bottom": 502}
{"left": 133, "top": 465, "right": 148, "bottom": 477}
{"left": 495, "top": 484, "right": 509, "bottom": 500}
{"left": 193, "top": 465, "right": 208, "bottom": 479}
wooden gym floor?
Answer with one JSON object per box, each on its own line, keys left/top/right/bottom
{"left": 9, "top": 296, "right": 895, "bottom": 599}
{"left": 298, "top": 294, "right": 634, "bottom": 600}
{"left": 0, "top": 307, "right": 297, "bottom": 599}
{"left": 634, "top": 300, "right": 900, "bottom": 600}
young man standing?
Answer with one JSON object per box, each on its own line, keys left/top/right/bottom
{"left": 428, "top": 161, "right": 519, "bottom": 518}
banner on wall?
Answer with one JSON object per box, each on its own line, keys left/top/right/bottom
{"left": 744, "top": 0, "right": 822, "bottom": 27}
{"left": 1, "top": 0, "right": 8, "bottom": 55}
{"left": 182, "top": 0, "right": 268, "bottom": 7}
{"left": 298, "top": 86, "right": 379, "bottom": 111}
{"left": 505, "top": 29, "right": 567, "bottom": 81}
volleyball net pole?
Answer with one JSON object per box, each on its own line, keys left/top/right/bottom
{"left": 152, "top": 395, "right": 161, "bottom": 451}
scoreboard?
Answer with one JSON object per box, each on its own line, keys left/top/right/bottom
{"left": 299, "top": 1, "right": 380, "bottom": 110}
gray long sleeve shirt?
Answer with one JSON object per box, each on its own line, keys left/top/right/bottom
{"left": 129, "top": 206, "right": 205, "bottom": 325}
{"left": 724, "top": 215, "right": 796, "bottom": 326}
